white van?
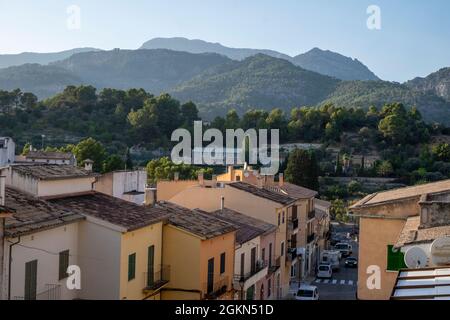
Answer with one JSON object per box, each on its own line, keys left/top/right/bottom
{"left": 334, "top": 243, "right": 352, "bottom": 257}
{"left": 320, "top": 250, "right": 341, "bottom": 271}
{"left": 317, "top": 264, "right": 332, "bottom": 279}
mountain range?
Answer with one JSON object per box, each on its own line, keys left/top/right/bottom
{"left": 0, "top": 38, "right": 450, "bottom": 123}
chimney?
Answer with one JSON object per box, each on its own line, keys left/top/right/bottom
{"left": 84, "top": 159, "right": 94, "bottom": 172}
{"left": 279, "top": 173, "right": 284, "bottom": 187}
{"left": 174, "top": 172, "right": 179, "bottom": 182}
{"left": 29, "top": 144, "right": 33, "bottom": 152}
{"left": 198, "top": 172, "right": 204, "bottom": 187}
{"left": 257, "top": 176, "right": 264, "bottom": 189}
{"left": 220, "top": 196, "right": 225, "bottom": 211}
{"left": 145, "top": 188, "right": 157, "bottom": 207}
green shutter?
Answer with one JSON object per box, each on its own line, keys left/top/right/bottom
{"left": 59, "top": 250, "right": 70, "bottom": 280}
{"left": 387, "top": 245, "right": 407, "bottom": 271}
{"left": 147, "top": 246, "right": 155, "bottom": 286}
{"left": 128, "top": 253, "right": 136, "bottom": 281}
{"left": 25, "top": 260, "right": 37, "bottom": 300}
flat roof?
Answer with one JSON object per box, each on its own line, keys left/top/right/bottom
{"left": 351, "top": 179, "right": 450, "bottom": 209}
{"left": 392, "top": 267, "right": 450, "bottom": 300}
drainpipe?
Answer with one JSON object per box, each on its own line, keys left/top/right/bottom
{"left": 8, "top": 236, "right": 21, "bottom": 300}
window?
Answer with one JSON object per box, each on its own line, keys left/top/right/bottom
{"left": 282, "top": 211, "right": 285, "bottom": 224}
{"left": 261, "top": 248, "right": 266, "bottom": 263}
{"left": 267, "top": 279, "right": 272, "bottom": 298}
{"left": 59, "top": 250, "right": 70, "bottom": 280}
{"left": 25, "top": 260, "right": 38, "bottom": 300}
{"left": 220, "top": 252, "right": 226, "bottom": 274}
{"left": 278, "top": 213, "right": 281, "bottom": 226}
{"left": 128, "top": 253, "right": 136, "bottom": 281}
{"left": 240, "top": 253, "right": 245, "bottom": 278}
{"left": 281, "top": 242, "right": 285, "bottom": 257}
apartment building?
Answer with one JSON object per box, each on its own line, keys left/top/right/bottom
{"left": 211, "top": 207, "right": 278, "bottom": 300}
{"left": 157, "top": 176, "right": 317, "bottom": 298}
{"left": 157, "top": 202, "right": 236, "bottom": 300}
{"left": 0, "top": 137, "right": 15, "bottom": 167}
{"left": 94, "top": 169, "right": 146, "bottom": 205}
{"left": 349, "top": 179, "right": 450, "bottom": 300}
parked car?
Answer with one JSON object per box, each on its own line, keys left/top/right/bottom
{"left": 334, "top": 243, "right": 352, "bottom": 257}
{"left": 293, "top": 285, "right": 319, "bottom": 301}
{"left": 317, "top": 264, "right": 333, "bottom": 279}
{"left": 345, "top": 257, "right": 358, "bottom": 268}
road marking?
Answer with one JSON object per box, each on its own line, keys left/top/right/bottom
{"left": 332, "top": 279, "right": 337, "bottom": 284}
{"left": 340, "top": 280, "right": 346, "bottom": 285}
{"left": 323, "top": 279, "right": 330, "bottom": 284}
{"left": 348, "top": 280, "right": 354, "bottom": 286}
{"left": 314, "top": 279, "right": 321, "bottom": 283}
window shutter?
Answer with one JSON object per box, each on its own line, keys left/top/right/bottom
{"left": 59, "top": 250, "right": 70, "bottom": 280}
{"left": 25, "top": 260, "right": 37, "bottom": 300}
{"left": 128, "top": 253, "right": 136, "bottom": 281}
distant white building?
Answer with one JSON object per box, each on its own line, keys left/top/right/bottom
{"left": 94, "top": 170, "right": 147, "bottom": 205}
{"left": 0, "top": 137, "right": 15, "bottom": 167}
{"left": 22, "top": 150, "right": 77, "bottom": 166}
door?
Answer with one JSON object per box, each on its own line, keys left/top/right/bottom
{"left": 147, "top": 245, "right": 155, "bottom": 286}
{"left": 251, "top": 247, "right": 256, "bottom": 274}
{"left": 25, "top": 260, "right": 37, "bottom": 300}
{"left": 207, "top": 258, "right": 214, "bottom": 294}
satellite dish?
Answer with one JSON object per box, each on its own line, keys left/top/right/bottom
{"left": 404, "top": 246, "right": 429, "bottom": 269}
{"left": 431, "top": 237, "right": 450, "bottom": 266}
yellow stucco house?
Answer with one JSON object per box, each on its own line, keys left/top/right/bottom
{"left": 157, "top": 202, "right": 237, "bottom": 300}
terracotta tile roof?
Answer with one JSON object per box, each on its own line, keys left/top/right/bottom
{"left": 211, "top": 208, "right": 277, "bottom": 245}
{"left": 351, "top": 179, "right": 450, "bottom": 209}
{"left": 278, "top": 182, "right": 318, "bottom": 199}
{"left": 395, "top": 216, "right": 450, "bottom": 248}
{"left": 50, "top": 192, "right": 169, "bottom": 231}
{"left": 229, "top": 182, "right": 296, "bottom": 205}
{"left": 11, "top": 164, "right": 96, "bottom": 180}
{"left": 26, "top": 151, "right": 74, "bottom": 161}
{"left": 158, "top": 202, "right": 237, "bottom": 239}
{"left": 4, "top": 187, "right": 84, "bottom": 237}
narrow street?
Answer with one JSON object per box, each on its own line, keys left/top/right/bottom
{"left": 314, "top": 223, "right": 359, "bottom": 300}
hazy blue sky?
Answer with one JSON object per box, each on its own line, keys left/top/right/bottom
{"left": 1, "top": 0, "right": 449, "bottom": 82}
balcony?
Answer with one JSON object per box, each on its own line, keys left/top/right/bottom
{"left": 234, "top": 260, "right": 268, "bottom": 290}
{"left": 203, "top": 276, "right": 229, "bottom": 300}
{"left": 288, "top": 217, "right": 299, "bottom": 233}
{"left": 307, "top": 233, "right": 316, "bottom": 244}
{"left": 143, "top": 265, "right": 170, "bottom": 292}
{"left": 268, "top": 256, "right": 281, "bottom": 275}
{"left": 286, "top": 248, "right": 298, "bottom": 265}
{"left": 307, "top": 210, "right": 316, "bottom": 221}
{"left": 14, "top": 284, "right": 61, "bottom": 300}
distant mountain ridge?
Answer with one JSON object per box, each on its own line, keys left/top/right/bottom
{"left": 0, "top": 48, "right": 101, "bottom": 69}
{"left": 141, "top": 37, "right": 380, "bottom": 81}
{"left": 293, "top": 48, "right": 379, "bottom": 81}
{"left": 406, "top": 68, "right": 450, "bottom": 102}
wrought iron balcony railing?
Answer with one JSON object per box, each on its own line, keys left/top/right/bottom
{"left": 143, "top": 265, "right": 170, "bottom": 291}
{"left": 203, "top": 276, "right": 229, "bottom": 300}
